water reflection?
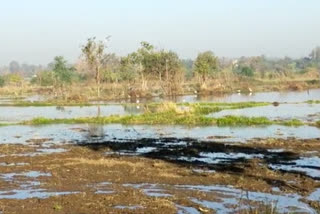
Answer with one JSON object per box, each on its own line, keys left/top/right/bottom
{"left": 0, "top": 105, "right": 143, "bottom": 123}
{"left": 209, "top": 103, "right": 320, "bottom": 122}
{"left": 111, "top": 89, "right": 320, "bottom": 104}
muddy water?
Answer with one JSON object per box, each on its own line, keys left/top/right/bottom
{"left": 0, "top": 105, "right": 142, "bottom": 123}
{"left": 209, "top": 103, "right": 320, "bottom": 122}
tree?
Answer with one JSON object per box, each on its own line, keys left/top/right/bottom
{"left": 31, "top": 71, "right": 55, "bottom": 86}
{"left": 181, "top": 59, "right": 194, "bottom": 80}
{"left": 81, "top": 37, "right": 109, "bottom": 98}
{"left": 309, "top": 46, "right": 320, "bottom": 61}
{"left": 52, "top": 56, "right": 73, "bottom": 85}
{"left": 194, "top": 51, "right": 218, "bottom": 83}
{"left": 238, "top": 66, "right": 254, "bottom": 77}
{"left": 120, "top": 42, "right": 183, "bottom": 94}
{"left": 9, "top": 61, "right": 20, "bottom": 73}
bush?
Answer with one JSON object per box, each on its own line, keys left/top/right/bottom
{"left": 239, "top": 66, "right": 254, "bottom": 77}
{"left": 31, "top": 71, "right": 55, "bottom": 86}
{"left": 0, "top": 76, "right": 5, "bottom": 87}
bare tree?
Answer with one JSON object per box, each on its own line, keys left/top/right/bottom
{"left": 81, "top": 37, "right": 110, "bottom": 98}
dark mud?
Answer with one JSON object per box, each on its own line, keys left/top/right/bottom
{"left": 76, "top": 137, "right": 320, "bottom": 181}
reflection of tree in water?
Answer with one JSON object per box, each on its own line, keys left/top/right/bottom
{"left": 56, "top": 106, "right": 65, "bottom": 112}
{"left": 86, "top": 124, "right": 104, "bottom": 141}
{"left": 123, "top": 104, "right": 143, "bottom": 115}
{"left": 97, "top": 105, "right": 101, "bottom": 117}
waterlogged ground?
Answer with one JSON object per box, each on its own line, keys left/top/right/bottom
{"left": 0, "top": 105, "right": 142, "bottom": 123}
{"left": 113, "top": 88, "right": 320, "bottom": 104}
{"left": 0, "top": 89, "right": 320, "bottom": 213}
{"left": 0, "top": 124, "right": 319, "bottom": 213}
{"left": 209, "top": 103, "right": 320, "bottom": 122}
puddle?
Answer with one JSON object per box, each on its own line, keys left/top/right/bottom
{"left": 269, "top": 156, "right": 320, "bottom": 179}
{"left": 91, "top": 182, "right": 114, "bottom": 195}
{"left": 114, "top": 205, "right": 143, "bottom": 210}
{"left": 0, "top": 171, "right": 51, "bottom": 181}
{"left": 192, "top": 169, "right": 216, "bottom": 174}
{"left": 123, "top": 183, "right": 172, "bottom": 197}
{"left": 178, "top": 152, "right": 264, "bottom": 165}
{"left": 209, "top": 103, "right": 320, "bottom": 122}
{"left": 308, "top": 188, "right": 320, "bottom": 201}
{"left": 175, "top": 185, "right": 313, "bottom": 213}
{"left": 36, "top": 148, "right": 67, "bottom": 154}
{"left": 119, "top": 183, "right": 317, "bottom": 213}
{"left": 0, "top": 189, "right": 77, "bottom": 200}
{"left": 0, "top": 171, "right": 78, "bottom": 199}
{"left": 0, "top": 163, "right": 29, "bottom": 167}
{"left": 177, "top": 205, "right": 200, "bottom": 214}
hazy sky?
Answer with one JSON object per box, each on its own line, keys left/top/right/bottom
{"left": 0, "top": 0, "right": 319, "bottom": 65}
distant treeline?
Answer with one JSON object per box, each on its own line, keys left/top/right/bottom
{"left": 0, "top": 39, "right": 319, "bottom": 96}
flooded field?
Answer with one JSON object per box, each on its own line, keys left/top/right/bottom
{"left": 209, "top": 103, "right": 320, "bottom": 122}
{"left": 0, "top": 105, "right": 142, "bottom": 123}
{"left": 115, "top": 89, "right": 320, "bottom": 104}
{"left": 0, "top": 89, "right": 319, "bottom": 213}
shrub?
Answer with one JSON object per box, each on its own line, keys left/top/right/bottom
{"left": 0, "top": 76, "right": 5, "bottom": 87}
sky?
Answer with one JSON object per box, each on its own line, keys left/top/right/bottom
{"left": 0, "top": 0, "right": 319, "bottom": 65}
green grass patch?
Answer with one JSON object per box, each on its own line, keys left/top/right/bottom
{"left": 20, "top": 115, "right": 309, "bottom": 127}
{"left": 23, "top": 112, "right": 216, "bottom": 126}
{"left": 280, "top": 119, "right": 304, "bottom": 126}
{"left": 306, "top": 100, "right": 320, "bottom": 104}
{"left": 5, "top": 101, "right": 310, "bottom": 127}
{"left": 216, "top": 115, "right": 272, "bottom": 126}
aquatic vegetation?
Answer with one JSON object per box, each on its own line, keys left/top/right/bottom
{"left": 217, "top": 116, "right": 272, "bottom": 126}
{"left": 22, "top": 114, "right": 305, "bottom": 127}
{"left": 306, "top": 100, "right": 320, "bottom": 104}
{"left": 3, "top": 101, "right": 305, "bottom": 127}
{"left": 280, "top": 119, "right": 304, "bottom": 126}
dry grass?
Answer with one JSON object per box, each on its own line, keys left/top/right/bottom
{"left": 65, "top": 157, "right": 146, "bottom": 168}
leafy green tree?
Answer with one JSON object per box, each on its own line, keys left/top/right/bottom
{"left": 194, "top": 51, "right": 218, "bottom": 83}
{"left": 7, "top": 73, "right": 23, "bottom": 86}
{"left": 121, "top": 42, "right": 183, "bottom": 94}
{"left": 238, "top": 66, "right": 254, "bottom": 77}
{"left": 52, "top": 56, "right": 74, "bottom": 85}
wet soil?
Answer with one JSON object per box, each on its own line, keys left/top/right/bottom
{"left": 0, "top": 136, "right": 319, "bottom": 213}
